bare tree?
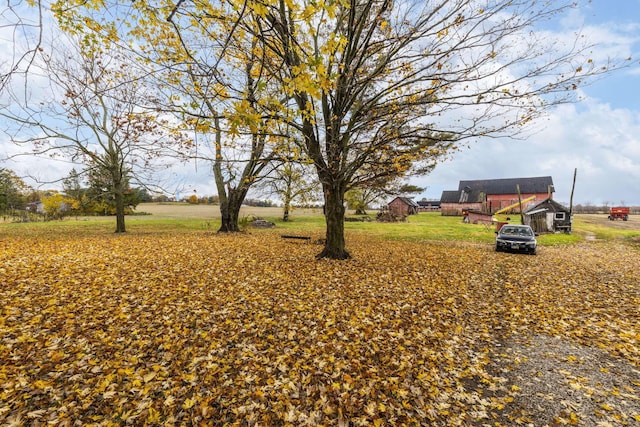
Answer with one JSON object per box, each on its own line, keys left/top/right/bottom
{"left": 0, "top": 1, "right": 44, "bottom": 94}
{"left": 1, "top": 36, "right": 186, "bottom": 232}
{"left": 61, "top": 1, "right": 287, "bottom": 232}
{"left": 265, "top": 160, "right": 321, "bottom": 221}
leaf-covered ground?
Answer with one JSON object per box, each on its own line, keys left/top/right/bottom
{"left": 1, "top": 231, "right": 638, "bottom": 426}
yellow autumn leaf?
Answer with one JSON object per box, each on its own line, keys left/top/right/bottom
{"left": 600, "top": 403, "right": 613, "bottom": 411}
{"left": 143, "top": 372, "right": 156, "bottom": 383}
{"left": 0, "top": 213, "right": 638, "bottom": 425}
{"left": 182, "top": 398, "right": 196, "bottom": 410}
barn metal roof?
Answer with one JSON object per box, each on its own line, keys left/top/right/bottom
{"left": 440, "top": 190, "right": 464, "bottom": 203}
{"left": 524, "top": 197, "right": 570, "bottom": 214}
{"left": 524, "top": 208, "right": 548, "bottom": 215}
{"left": 389, "top": 196, "right": 420, "bottom": 207}
{"left": 458, "top": 176, "right": 554, "bottom": 195}
{"left": 440, "top": 189, "right": 485, "bottom": 203}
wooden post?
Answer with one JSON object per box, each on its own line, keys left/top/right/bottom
{"left": 569, "top": 168, "right": 577, "bottom": 217}
{"left": 516, "top": 184, "right": 524, "bottom": 224}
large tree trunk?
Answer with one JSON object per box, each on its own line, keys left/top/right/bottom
{"left": 282, "top": 190, "right": 292, "bottom": 222}
{"left": 218, "top": 188, "right": 244, "bottom": 232}
{"left": 115, "top": 192, "right": 127, "bottom": 233}
{"left": 317, "top": 185, "right": 349, "bottom": 259}
{"left": 113, "top": 183, "right": 126, "bottom": 233}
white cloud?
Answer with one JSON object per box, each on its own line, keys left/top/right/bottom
{"left": 415, "top": 98, "right": 640, "bottom": 205}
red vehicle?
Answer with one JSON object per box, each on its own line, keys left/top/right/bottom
{"left": 608, "top": 206, "right": 629, "bottom": 221}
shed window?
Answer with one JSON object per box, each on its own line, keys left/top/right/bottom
{"left": 555, "top": 212, "right": 565, "bottom": 220}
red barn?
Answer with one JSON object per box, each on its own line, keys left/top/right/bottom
{"left": 440, "top": 176, "right": 554, "bottom": 216}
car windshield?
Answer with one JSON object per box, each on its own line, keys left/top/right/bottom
{"left": 501, "top": 226, "right": 533, "bottom": 236}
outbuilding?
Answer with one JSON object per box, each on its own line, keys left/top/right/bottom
{"left": 464, "top": 209, "right": 494, "bottom": 225}
{"left": 387, "top": 196, "right": 420, "bottom": 216}
{"left": 524, "top": 198, "right": 572, "bottom": 233}
{"left": 417, "top": 199, "right": 441, "bottom": 212}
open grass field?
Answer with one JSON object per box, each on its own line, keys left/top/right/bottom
{"left": 1, "top": 205, "right": 639, "bottom": 425}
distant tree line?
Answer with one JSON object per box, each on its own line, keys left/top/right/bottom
{"left": 0, "top": 168, "right": 37, "bottom": 220}
{"left": 0, "top": 167, "right": 150, "bottom": 221}
{"left": 183, "top": 195, "right": 278, "bottom": 208}
{"left": 571, "top": 204, "right": 640, "bottom": 215}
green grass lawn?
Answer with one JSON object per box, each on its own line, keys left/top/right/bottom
{"left": 243, "top": 210, "right": 636, "bottom": 246}
{"left": 3, "top": 204, "right": 639, "bottom": 247}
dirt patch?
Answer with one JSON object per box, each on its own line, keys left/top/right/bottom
{"left": 584, "top": 231, "right": 597, "bottom": 241}
{"left": 488, "top": 334, "right": 640, "bottom": 426}
{"left": 580, "top": 214, "right": 640, "bottom": 231}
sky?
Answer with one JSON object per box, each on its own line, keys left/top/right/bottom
{"left": 1, "top": 0, "right": 640, "bottom": 206}
{"left": 413, "top": 0, "right": 640, "bottom": 207}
